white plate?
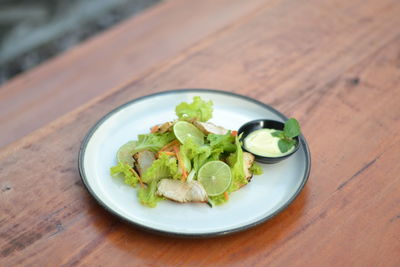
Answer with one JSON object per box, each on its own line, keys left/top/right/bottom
{"left": 79, "top": 89, "right": 311, "bottom": 237}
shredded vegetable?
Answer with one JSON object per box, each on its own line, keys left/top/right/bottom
{"left": 110, "top": 96, "right": 263, "bottom": 207}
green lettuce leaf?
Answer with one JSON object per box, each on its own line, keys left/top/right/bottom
{"left": 175, "top": 96, "right": 213, "bottom": 122}
{"left": 193, "top": 151, "right": 212, "bottom": 172}
{"left": 180, "top": 138, "right": 212, "bottom": 172}
{"left": 249, "top": 162, "right": 263, "bottom": 175}
{"left": 227, "top": 135, "right": 247, "bottom": 192}
{"left": 132, "top": 132, "right": 175, "bottom": 155}
{"left": 209, "top": 148, "right": 224, "bottom": 161}
{"left": 110, "top": 162, "right": 139, "bottom": 187}
{"left": 141, "top": 153, "right": 180, "bottom": 183}
{"left": 207, "top": 132, "right": 236, "bottom": 153}
{"left": 179, "top": 149, "right": 192, "bottom": 173}
{"left": 137, "top": 180, "right": 163, "bottom": 208}
{"left": 180, "top": 137, "right": 207, "bottom": 159}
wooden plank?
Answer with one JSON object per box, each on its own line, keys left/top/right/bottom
{"left": 1, "top": 0, "right": 400, "bottom": 266}
{"left": 0, "top": 0, "right": 269, "bottom": 148}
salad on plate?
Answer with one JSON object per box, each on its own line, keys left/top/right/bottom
{"left": 110, "top": 96, "right": 263, "bottom": 207}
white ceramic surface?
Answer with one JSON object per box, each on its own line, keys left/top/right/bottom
{"left": 79, "top": 89, "right": 310, "bottom": 236}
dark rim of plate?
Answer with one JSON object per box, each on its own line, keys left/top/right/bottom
{"left": 78, "top": 89, "right": 311, "bottom": 238}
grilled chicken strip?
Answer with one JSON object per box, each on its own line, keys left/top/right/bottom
{"left": 243, "top": 152, "right": 255, "bottom": 181}
{"left": 157, "top": 179, "right": 208, "bottom": 203}
{"left": 134, "top": 150, "right": 156, "bottom": 176}
{"left": 151, "top": 121, "right": 174, "bottom": 133}
{"left": 193, "top": 121, "right": 229, "bottom": 135}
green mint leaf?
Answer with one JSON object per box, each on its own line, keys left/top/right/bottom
{"left": 278, "top": 139, "right": 296, "bottom": 153}
{"left": 271, "top": 130, "right": 283, "bottom": 138}
{"left": 284, "top": 118, "right": 301, "bottom": 138}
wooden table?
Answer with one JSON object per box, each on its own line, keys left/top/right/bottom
{"left": 1, "top": 0, "right": 399, "bottom": 265}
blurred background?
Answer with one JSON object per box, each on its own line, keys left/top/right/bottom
{"left": 0, "top": 0, "right": 162, "bottom": 85}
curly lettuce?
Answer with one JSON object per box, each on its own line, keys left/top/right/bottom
{"left": 250, "top": 162, "right": 263, "bottom": 175}
{"left": 207, "top": 132, "right": 236, "bottom": 153}
{"left": 110, "top": 162, "right": 140, "bottom": 187}
{"left": 209, "top": 193, "right": 228, "bottom": 206}
{"left": 141, "top": 153, "right": 180, "bottom": 183}
{"left": 132, "top": 132, "right": 175, "bottom": 155}
{"left": 180, "top": 138, "right": 212, "bottom": 172}
{"left": 175, "top": 96, "right": 213, "bottom": 122}
{"left": 227, "top": 135, "right": 247, "bottom": 192}
{"left": 137, "top": 180, "right": 163, "bottom": 207}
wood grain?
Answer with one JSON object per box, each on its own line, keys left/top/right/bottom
{"left": 0, "top": 0, "right": 269, "bottom": 148}
{"left": 1, "top": 0, "right": 400, "bottom": 266}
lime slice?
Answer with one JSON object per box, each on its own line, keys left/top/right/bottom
{"left": 117, "top": 141, "right": 136, "bottom": 166}
{"left": 198, "top": 161, "right": 231, "bottom": 196}
{"left": 173, "top": 121, "right": 205, "bottom": 145}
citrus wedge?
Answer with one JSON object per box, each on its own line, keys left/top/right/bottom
{"left": 198, "top": 161, "right": 231, "bottom": 196}
{"left": 117, "top": 141, "right": 136, "bottom": 166}
{"left": 173, "top": 121, "right": 205, "bottom": 145}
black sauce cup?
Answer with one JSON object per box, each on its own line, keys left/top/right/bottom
{"left": 238, "top": 119, "right": 300, "bottom": 164}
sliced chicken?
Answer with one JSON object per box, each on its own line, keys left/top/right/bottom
{"left": 134, "top": 150, "right": 156, "bottom": 176}
{"left": 150, "top": 121, "right": 174, "bottom": 133}
{"left": 157, "top": 179, "right": 208, "bottom": 203}
{"left": 159, "top": 121, "right": 174, "bottom": 133}
{"left": 194, "top": 121, "right": 229, "bottom": 135}
{"left": 243, "top": 152, "right": 255, "bottom": 181}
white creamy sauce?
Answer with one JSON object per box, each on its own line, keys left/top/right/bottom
{"left": 244, "top": 128, "right": 294, "bottom": 157}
